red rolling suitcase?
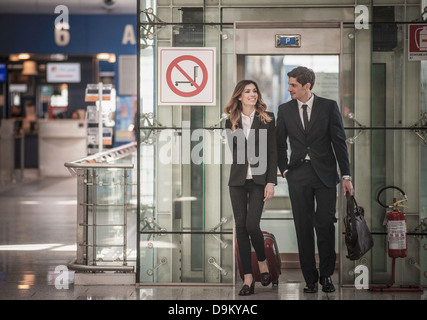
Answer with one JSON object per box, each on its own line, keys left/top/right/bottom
{"left": 236, "top": 231, "right": 281, "bottom": 286}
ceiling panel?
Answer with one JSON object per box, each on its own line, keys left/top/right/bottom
{"left": 0, "top": 0, "right": 137, "bottom": 14}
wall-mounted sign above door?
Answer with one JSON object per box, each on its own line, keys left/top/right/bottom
{"left": 275, "top": 35, "right": 301, "bottom": 48}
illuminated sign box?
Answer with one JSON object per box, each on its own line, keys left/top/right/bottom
{"left": 275, "top": 35, "right": 301, "bottom": 48}
{"left": 47, "top": 62, "right": 81, "bottom": 83}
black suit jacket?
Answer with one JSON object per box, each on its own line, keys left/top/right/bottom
{"left": 226, "top": 111, "right": 278, "bottom": 187}
{"left": 276, "top": 95, "right": 350, "bottom": 188}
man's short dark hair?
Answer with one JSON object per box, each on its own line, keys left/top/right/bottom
{"left": 287, "top": 66, "right": 315, "bottom": 90}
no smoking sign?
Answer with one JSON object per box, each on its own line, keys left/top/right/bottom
{"left": 158, "top": 47, "right": 216, "bottom": 105}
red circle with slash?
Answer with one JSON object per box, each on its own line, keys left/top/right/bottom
{"left": 166, "top": 55, "right": 208, "bottom": 97}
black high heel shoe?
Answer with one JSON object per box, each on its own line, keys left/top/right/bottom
{"left": 260, "top": 272, "right": 272, "bottom": 286}
{"left": 239, "top": 279, "right": 255, "bottom": 296}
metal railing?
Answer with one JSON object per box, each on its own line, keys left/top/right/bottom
{"left": 64, "top": 142, "right": 137, "bottom": 273}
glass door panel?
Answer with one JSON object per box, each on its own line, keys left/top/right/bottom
{"left": 245, "top": 55, "right": 340, "bottom": 116}
{"left": 138, "top": 121, "right": 234, "bottom": 284}
{"left": 245, "top": 54, "right": 340, "bottom": 264}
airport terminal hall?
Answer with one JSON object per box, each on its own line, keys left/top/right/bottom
{"left": 0, "top": 0, "right": 427, "bottom": 310}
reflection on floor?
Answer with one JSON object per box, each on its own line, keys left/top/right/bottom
{"left": 0, "top": 170, "right": 425, "bottom": 300}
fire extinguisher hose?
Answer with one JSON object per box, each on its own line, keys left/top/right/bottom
{"left": 376, "top": 185, "right": 408, "bottom": 209}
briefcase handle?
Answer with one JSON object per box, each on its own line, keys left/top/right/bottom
{"left": 345, "top": 191, "right": 358, "bottom": 214}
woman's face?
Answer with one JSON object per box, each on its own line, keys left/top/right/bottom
{"left": 238, "top": 83, "right": 258, "bottom": 107}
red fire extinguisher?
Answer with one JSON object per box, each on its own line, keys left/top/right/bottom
{"left": 370, "top": 186, "right": 423, "bottom": 292}
{"left": 376, "top": 186, "right": 408, "bottom": 259}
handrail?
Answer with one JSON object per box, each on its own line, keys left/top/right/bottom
{"left": 65, "top": 142, "right": 137, "bottom": 275}
{"left": 66, "top": 162, "right": 133, "bottom": 169}
{"left": 68, "top": 259, "right": 134, "bottom": 272}
{"left": 64, "top": 142, "right": 136, "bottom": 174}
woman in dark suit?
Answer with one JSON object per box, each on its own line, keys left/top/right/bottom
{"left": 224, "top": 80, "right": 277, "bottom": 296}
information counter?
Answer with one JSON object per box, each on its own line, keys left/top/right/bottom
{"left": 38, "top": 119, "right": 87, "bottom": 177}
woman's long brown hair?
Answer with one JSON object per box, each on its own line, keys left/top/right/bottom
{"left": 224, "top": 80, "right": 272, "bottom": 131}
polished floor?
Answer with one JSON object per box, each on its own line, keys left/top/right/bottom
{"left": 0, "top": 169, "right": 426, "bottom": 302}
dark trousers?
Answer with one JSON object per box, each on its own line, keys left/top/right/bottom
{"left": 229, "top": 179, "right": 266, "bottom": 275}
{"left": 287, "top": 162, "right": 337, "bottom": 284}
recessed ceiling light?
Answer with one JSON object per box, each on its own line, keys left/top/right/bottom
{"left": 18, "top": 53, "right": 31, "bottom": 60}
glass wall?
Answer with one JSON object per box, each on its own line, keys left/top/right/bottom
{"left": 137, "top": 1, "right": 233, "bottom": 284}
{"left": 137, "top": 0, "right": 427, "bottom": 287}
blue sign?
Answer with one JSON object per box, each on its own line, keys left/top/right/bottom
{"left": 0, "top": 64, "right": 5, "bottom": 82}
{"left": 114, "top": 96, "right": 136, "bottom": 146}
{"left": 275, "top": 35, "right": 301, "bottom": 48}
{"left": 0, "top": 14, "right": 136, "bottom": 55}
{"left": 280, "top": 37, "right": 296, "bottom": 45}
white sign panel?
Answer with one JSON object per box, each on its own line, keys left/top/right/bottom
{"left": 47, "top": 62, "right": 81, "bottom": 83}
{"left": 158, "top": 47, "right": 216, "bottom": 105}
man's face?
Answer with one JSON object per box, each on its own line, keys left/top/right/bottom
{"left": 288, "top": 77, "right": 311, "bottom": 101}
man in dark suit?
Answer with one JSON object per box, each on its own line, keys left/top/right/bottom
{"left": 276, "top": 66, "right": 354, "bottom": 293}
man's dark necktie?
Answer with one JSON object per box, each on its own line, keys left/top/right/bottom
{"left": 302, "top": 104, "right": 309, "bottom": 134}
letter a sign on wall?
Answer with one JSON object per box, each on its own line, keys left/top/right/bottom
{"left": 158, "top": 47, "right": 216, "bottom": 105}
